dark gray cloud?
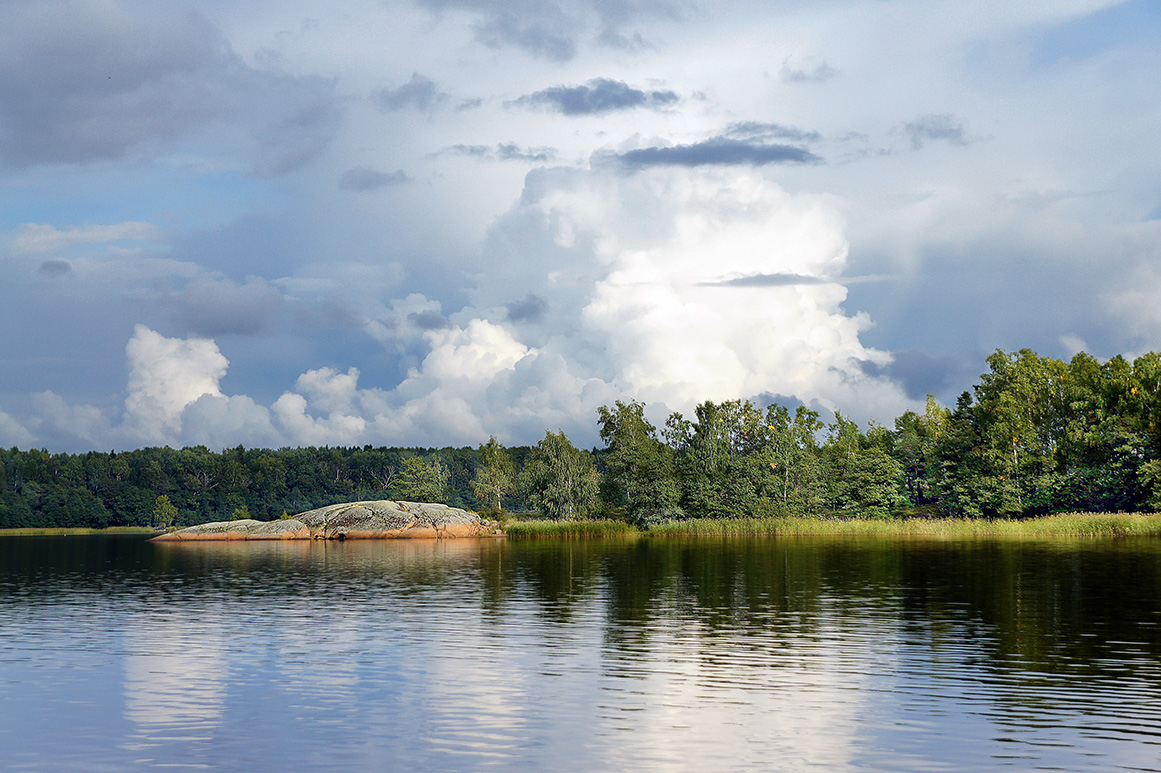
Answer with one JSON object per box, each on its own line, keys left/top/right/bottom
{"left": 752, "top": 392, "right": 807, "bottom": 411}
{"left": 37, "top": 260, "right": 72, "bottom": 278}
{"left": 0, "top": 6, "right": 221, "bottom": 166}
{"left": 478, "top": 12, "right": 574, "bottom": 60}
{"left": 171, "top": 277, "right": 285, "bottom": 338}
{"left": 700, "top": 273, "right": 828, "bottom": 288}
{"left": 615, "top": 138, "right": 822, "bottom": 169}
{"left": 415, "top": 0, "right": 678, "bottom": 61}
{"left": 372, "top": 73, "right": 448, "bottom": 111}
{"left": 859, "top": 350, "right": 963, "bottom": 401}
{"left": 494, "top": 142, "right": 556, "bottom": 162}
{"left": 0, "top": 3, "right": 340, "bottom": 171}
{"left": 904, "top": 113, "right": 968, "bottom": 150}
{"left": 780, "top": 60, "right": 838, "bottom": 84}
{"left": 427, "top": 1, "right": 576, "bottom": 60}
{"left": 435, "top": 143, "right": 556, "bottom": 162}
{"left": 408, "top": 310, "right": 450, "bottom": 330}
{"left": 339, "top": 167, "right": 410, "bottom": 191}
{"left": 506, "top": 294, "right": 547, "bottom": 322}
{"left": 848, "top": 240, "right": 1121, "bottom": 403}
{"left": 251, "top": 82, "right": 344, "bottom": 175}
{"left": 513, "top": 78, "right": 678, "bottom": 115}
{"left": 585, "top": 0, "right": 679, "bottom": 51}
{"left": 725, "top": 121, "right": 822, "bottom": 144}
{"left": 169, "top": 215, "right": 310, "bottom": 281}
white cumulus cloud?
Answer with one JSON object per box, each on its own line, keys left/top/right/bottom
{"left": 470, "top": 165, "right": 911, "bottom": 425}
{"left": 122, "top": 325, "right": 228, "bottom": 443}
{"left": 18, "top": 165, "right": 915, "bottom": 451}
{"left": 0, "top": 408, "right": 36, "bottom": 447}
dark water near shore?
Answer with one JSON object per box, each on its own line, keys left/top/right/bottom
{"left": 2, "top": 535, "right": 1160, "bottom": 771}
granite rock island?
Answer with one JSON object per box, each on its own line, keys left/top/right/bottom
{"left": 151, "top": 500, "right": 494, "bottom": 541}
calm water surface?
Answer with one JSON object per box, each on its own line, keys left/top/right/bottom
{"left": 1, "top": 534, "right": 1160, "bottom": 771}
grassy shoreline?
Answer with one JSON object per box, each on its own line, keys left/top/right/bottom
{"left": 0, "top": 526, "right": 158, "bottom": 536}
{"left": 504, "top": 512, "right": 1161, "bottom": 539}
{"left": 5, "top": 513, "right": 1159, "bottom": 540}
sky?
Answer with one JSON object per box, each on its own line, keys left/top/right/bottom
{"left": 2, "top": 0, "right": 1159, "bottom": 452}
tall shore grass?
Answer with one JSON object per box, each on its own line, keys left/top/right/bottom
{"left": 0, "top": 526, "right": 158, "bottom": 537}
{"left": 503, "top": 519, "right": 639, "bottom": 539}
{"left": 504, "top": 512, "right": 1161, "bottom": 539}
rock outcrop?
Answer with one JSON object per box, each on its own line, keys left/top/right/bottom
{"left": 151, "top": 501, "right": 492, "bottom": 541}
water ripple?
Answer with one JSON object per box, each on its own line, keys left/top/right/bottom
{"left": 2, "top": 535, "right": 1160, "bottom": 771}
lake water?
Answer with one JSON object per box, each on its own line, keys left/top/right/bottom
{"left": 1, "top": 534, "right": 1160, "bottom": 771}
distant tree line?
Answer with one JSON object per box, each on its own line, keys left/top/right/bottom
{"left": 4, "top": 349, "right": 1161, "bottom": 528}
{"left": 0, "top": 444, "right": 534, "bottom": 529}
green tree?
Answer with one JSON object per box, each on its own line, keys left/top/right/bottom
{"left": 763, "top": 404, "right": 826, "bottom": 515}
{"left": 974, "top": 349, "right": 1070, "bottom": 512}
{"left": 470, "top": 437, "right": 516, "bottom": 512}
{"left": 668, "top": 399, "right": 771, "bottom": 519}
{"left": 396, "top": 455, "right": 450, "bottom": 503}
{"left": 152, "top": 494, "right": 178, "bottom": 529}
{"left": 828, "top": 446, "right": 908, "bottom": 516}
{"left": 822, "top": 412, "right": 907, "bottom": 515}
{"left": 889, "top": 395, "right": 949, "bottom": 506}
{"left": 825, "top": 410, "right": 863, "bottom": 469}
{"left": 519, "top": 431, "right": 600, "bottom": 520}
{"left": 597, "top": 400, "right": 680, "bottom": 522}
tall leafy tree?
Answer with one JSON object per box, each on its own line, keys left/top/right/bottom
{"left": 974, "top": 349, "right": 1070, "bottom": 512}
{"left": 769, "top": 404, "right": 826, "bottom": 514}
{"left": 925, "top": 391, "right": 992, "bottom": 517}
{"left": 827, "top": 446, "right": 908, "bottom": 516}
{"left": 471, "top": 437, "right": 516, "bottom": 512}
{"left": 889, "top": 396, "right": 949, "bottom": 506}
{"left": 668, "top": 399, "right": 776, "bottom": 519}
{"left": 822, "top": 411, "right": 907, "bottom": 515}
{"left": 597, "top": 400, "right": 679, "bottom": 522}
{"left": 519, "top": 431, "right": 600, "bottom": 520}
{"left": 152, "top": 495, "right": 177, "bottom": 529}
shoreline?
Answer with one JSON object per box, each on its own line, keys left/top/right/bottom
{"left": 4, "top": 512, "right": 1160, "bottom": 540}
{"left": 504, "top": 512, "right": 1161, "bottom": 539}
{"left": 0, "top": 527, "right": 159, "bottom": 536}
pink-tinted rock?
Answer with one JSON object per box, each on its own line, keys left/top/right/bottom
{"left": 151, "top": 501, "right": 490, "bottom": 541}
{"left": 151, "top": 519, "right": 312, "bottom": 541}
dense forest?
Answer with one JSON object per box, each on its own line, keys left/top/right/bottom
{"left": 4, "top": 348, "right": 1161, "bottom": 528}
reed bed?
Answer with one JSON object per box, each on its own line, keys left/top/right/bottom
{"left": 504, "top": 519, "right": 640, "bottom": 539}
{"left": 645, "top": 512, "right": 1161, "bottom": 539}
{"left": 501, "top": 512, "right": 1161, "bottom": 539}
{"left": 0, "top": 526, "right": 157, "bottom": 536}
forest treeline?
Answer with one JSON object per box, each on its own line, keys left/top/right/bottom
{"left": 3, "top": 348, "right": 1161, "bottom": 528}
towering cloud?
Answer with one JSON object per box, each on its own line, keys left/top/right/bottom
{"left": 122, "top": 325, "right": 228, "bottom": 442}
{"left": 23, "top": 165, "right": 911, "bottom": 450}
{"left": 472, "top": 166, "right": 907, "bottom": 421}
